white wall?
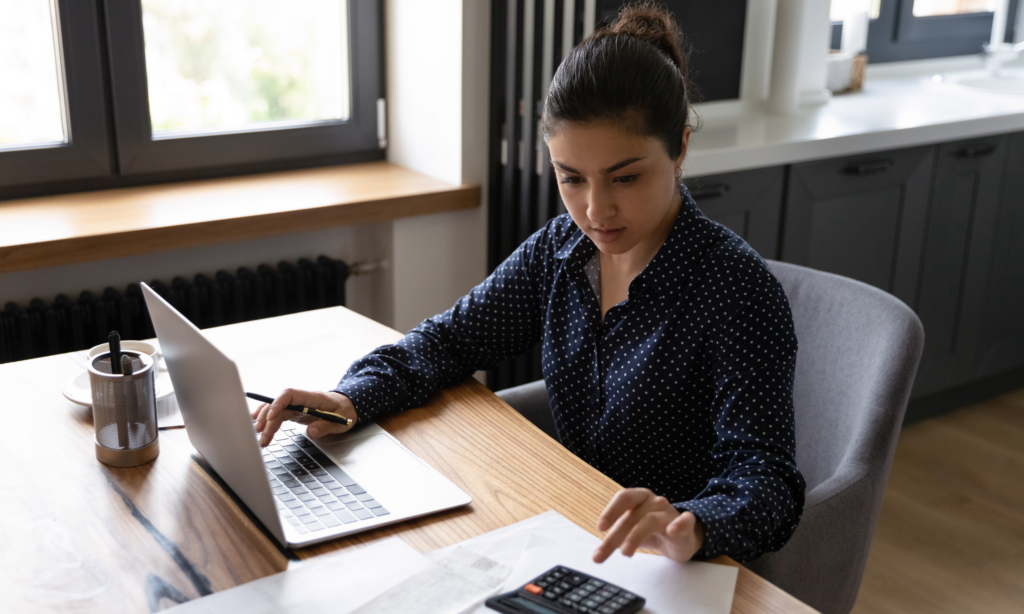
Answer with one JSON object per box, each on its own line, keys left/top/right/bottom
{"left": 386, "top": 0, "right": 490, "bottom": 334}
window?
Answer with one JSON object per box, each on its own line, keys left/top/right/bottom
{"left": 0, "top": 0, "right": 111, "bottom": 190}
{"left": 0, "top": 1, "right": 66, "bottom": 149}
{"left": 830, "top": 0, "right": 1019, "bottom": 62}
{"left": 0, "top": 0, "right": 382, "bottom": 196}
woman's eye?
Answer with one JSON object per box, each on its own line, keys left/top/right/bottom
{"left": 559, "top": 176, "right": 582, "bottom": 185}
{"left": 614, "top": 174, "right": 639, "bottom": 184}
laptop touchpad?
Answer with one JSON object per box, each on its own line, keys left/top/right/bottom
{"left": 317, "top": 434, "right": 450, "bottom": 511}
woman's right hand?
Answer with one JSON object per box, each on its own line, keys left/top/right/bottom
{"left": 252, "top": 389, "right": 358, "bottom": 447}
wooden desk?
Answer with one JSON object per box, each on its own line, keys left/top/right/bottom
{"left": 0, "top": 307, "right": 816, "bottom": 613}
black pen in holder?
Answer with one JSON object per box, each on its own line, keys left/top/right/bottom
{"left": 89, "top": 350, "right": 160, "bottom": 467}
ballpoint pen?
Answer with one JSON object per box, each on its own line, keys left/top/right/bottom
{"left": 245, "top": 392, "right": 355, "bottom": 427}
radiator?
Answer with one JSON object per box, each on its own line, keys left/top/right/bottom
{"left": 0, "top": 255, "right": 349, "bottom": 365}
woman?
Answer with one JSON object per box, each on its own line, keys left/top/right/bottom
{"left": 254, "top": 2, "right": 804, "bottom": 565}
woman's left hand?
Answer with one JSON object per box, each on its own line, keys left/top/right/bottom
{"left": 592, "top": 488, "right": 705, "bottom": 564}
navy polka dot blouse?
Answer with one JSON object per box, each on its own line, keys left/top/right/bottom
{"left": 336, "top": 186, "right": 805, "bottom": 562}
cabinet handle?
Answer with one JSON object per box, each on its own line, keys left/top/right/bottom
{"left": 688, "top": 184, "right": 730, "bottom": 200}
{"left": 953, "top": 144, "right": 997, "bottom": 159}
{"left": 843, "top": 160, "right": 894, "bottom": 175}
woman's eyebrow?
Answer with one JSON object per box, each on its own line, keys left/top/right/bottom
{"left": 551, "top": 157, "right": 645, "bottom": 175}
{"left": 602, "top": 157, "right": 644, "bottom": 174}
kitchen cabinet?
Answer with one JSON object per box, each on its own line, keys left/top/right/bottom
{"left": 913, "top": 135, "right": 1008, "bottom": 396}
{"left": 978, "top": 132, "right": 1024, "bottom": 378}
{"left": 781, "top": 146, "right": 933, "bottom": 309}
{"left": 686, "top": 166, "right": 785, "bottom": 259}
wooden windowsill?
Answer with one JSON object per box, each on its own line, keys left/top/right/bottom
{"left": 0, "top": 161, "right": 480, "bottom": 274}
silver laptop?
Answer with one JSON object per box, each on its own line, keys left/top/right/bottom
{"left": 141, "top": 282, "right": 471, "bottom": 547}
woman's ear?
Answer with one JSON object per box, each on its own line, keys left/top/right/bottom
{"left": 678, "top": 126, "right": 692, "bottom": 164}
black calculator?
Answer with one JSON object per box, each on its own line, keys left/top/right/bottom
{"left": 485, "top": 565, "right": 646, "bottom": 614}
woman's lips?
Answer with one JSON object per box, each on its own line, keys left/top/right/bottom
{"left": 591, "top": 228, "right": 625, "bottom": 243}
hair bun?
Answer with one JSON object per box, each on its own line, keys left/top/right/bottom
{"left": 608, "top": 1, "right": 686, "bottom": 72}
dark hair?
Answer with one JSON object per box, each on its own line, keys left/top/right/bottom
{"left": 542, "top": 1, "right": 696, "bottom": 160}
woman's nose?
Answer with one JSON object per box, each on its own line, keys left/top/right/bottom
{"left": 587, "top": 187, "right": 615, "bottom": 223}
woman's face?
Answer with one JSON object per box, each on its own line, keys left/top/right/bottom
{"left": 547, "top": 121, "right": 688, "bottom": 258}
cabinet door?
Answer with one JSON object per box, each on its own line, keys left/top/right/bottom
{"left": 782, "top": 146, "right": 933, "bottom": 308}
{"left": 977, "top": 133, "right": 1024, "bottom": 377}
{"left": 685, "top": 166, "right": 784, "bottom": 259}
{"left": 914, "top": 135, "right": 1008, "bottom": 396}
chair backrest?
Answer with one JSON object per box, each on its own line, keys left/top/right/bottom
{"left": 748, "top": 260, "right": 924, "bottom": 614}
{"left": 770, "top": 260, "right": 923, "bottom": 499}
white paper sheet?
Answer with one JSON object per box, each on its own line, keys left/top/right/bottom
{"left": 428, "top": 510, "right": 600, "bottom": 571}
{"left": 351, "top": 547, "right": 510, "bottom": 614}
{"left": 164, "top": 537, "right": 430, "bottom": 614}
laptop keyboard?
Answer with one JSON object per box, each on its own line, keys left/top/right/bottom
{"left": 260, "top": 424, "right": 389, "bottom": 534}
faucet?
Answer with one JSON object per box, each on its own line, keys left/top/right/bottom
{"left": 981, "top": 41, "right": 1024, "bottom": 76}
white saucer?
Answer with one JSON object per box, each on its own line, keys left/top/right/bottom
{"left": 62, "top": 370, "right": 174, "bottom": 407}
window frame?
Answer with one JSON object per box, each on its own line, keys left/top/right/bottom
{"left": 830, "top": 0, "right": 1019, "bottom": 63}
{"left": 0, "top": 0, "right": 112, "bottom": 189}
{"left": 104, "top": 0, "right": 383, "bottom": 176}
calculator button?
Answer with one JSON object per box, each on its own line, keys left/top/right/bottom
{"left": 558, "top": 581, "right": 572, "bottom": 590}
{"left": 561, "top": 598, "right": 576, "bottom": 608}
{"left": 569, "top": 574, "right": 587, "bottom": 585}
{"left": 619, "top": 592, "right": 634, "bottom": 600}
{"left": 536, "top": 580, "right": 550, "bottom": 588}
{"left": 525, "top": 583, "right": 543, "bottom": 595}
{"left": 582, "top": 599, "right": 599, "bottom": 609}
{"left": 586, "top": 580, "right": 605, "bottom": 589}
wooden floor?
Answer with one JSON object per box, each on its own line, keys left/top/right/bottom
{"left": 850, "top": 388, "right": 1024, "bottom": 614}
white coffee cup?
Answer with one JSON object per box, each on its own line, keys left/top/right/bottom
{"left": 88, "top": 340, "right": 166, "bottom": 371}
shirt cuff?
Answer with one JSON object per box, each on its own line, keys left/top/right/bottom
{"left": 674, "top": 498, "right": 731, "bottom": 561}
{"left": 333, "top": 375, "right": 396, "bottom": 424}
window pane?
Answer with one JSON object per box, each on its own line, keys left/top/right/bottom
{"left": 142, "top": 0, "right": 350, "bottom": 137}
{"left": 830, "top": 0, "right": 882, "bottom": 22}
{"left": 0, "top": 0, "right": 67, "bottom": 150}
{"left": 913, "top": 0, "right": 998, "bottom": 17}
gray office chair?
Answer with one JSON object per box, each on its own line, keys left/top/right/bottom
{"left": 496, "top": 260, "right": 924, "bottom": 614}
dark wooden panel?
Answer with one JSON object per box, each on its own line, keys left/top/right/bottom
{"left": 781, "top": 146, "right": 933, "bottom": 308}
{"left": 686, "top": 166, "right": 785, "bottom": 259}
{"left": 978, "top": 132, "right": 1024, "bottom": 377}
{"left": 914, "top": 136, "right": 1008, "bottom": 397}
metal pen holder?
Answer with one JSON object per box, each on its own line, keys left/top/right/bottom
{"left": 89, "top": 350, "right": 160, "bottom": 467}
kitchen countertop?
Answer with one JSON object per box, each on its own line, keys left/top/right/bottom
{"left": 686, "top": 55, "right": 1024, "bottom": 177}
